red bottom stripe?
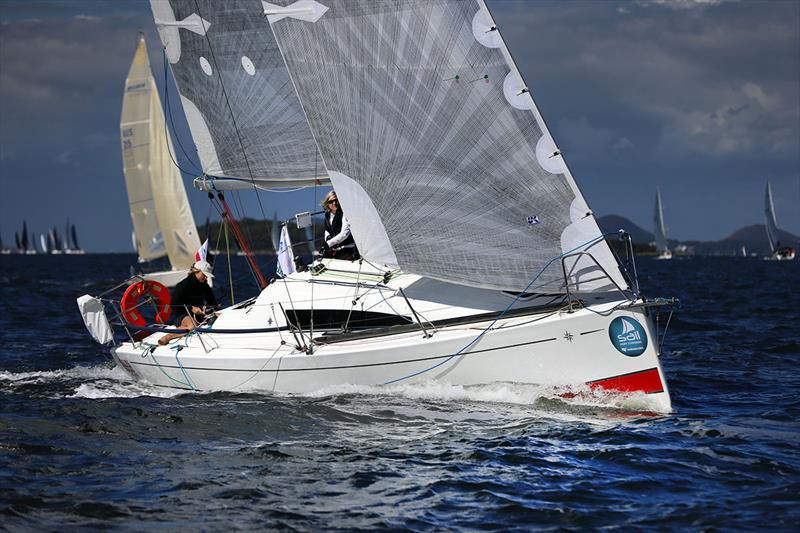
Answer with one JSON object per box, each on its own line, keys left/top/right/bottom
{"left": 588, "top": 367, "right": 664, "bottom": 394}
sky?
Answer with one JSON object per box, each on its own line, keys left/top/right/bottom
{"left": 0, "top": 0, "right": 798, "bottom": 252}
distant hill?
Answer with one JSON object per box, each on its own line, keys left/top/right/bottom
{"left": 712, "top": 224, "right": 799, "bottom": 255}
{"left": 597, "top": 215, "right": 799, "bottom": 256}
{"left": 596, "top": 215, "right": 653, "bottom": 244}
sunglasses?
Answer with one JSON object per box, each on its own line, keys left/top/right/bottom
{"left": 328, "top": 199, "right": 339, "bottom": 205}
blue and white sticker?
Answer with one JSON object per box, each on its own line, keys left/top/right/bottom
{"left": 608, "top": 317, "right": 648, "bottom": 356}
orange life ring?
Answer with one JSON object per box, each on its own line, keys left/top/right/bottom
{"left": 121, "top": 280, "right": 171, "bottom": 327}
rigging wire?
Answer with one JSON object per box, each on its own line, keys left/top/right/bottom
{"left": 192, "top": 0, "right": 268, "bottom": 223}
{"left": 382, "top": 232, "right": 628, "bottom": 385}
{"left": 161, "top": 48, "right": 202, "bottom": 176}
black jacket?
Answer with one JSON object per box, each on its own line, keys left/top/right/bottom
{"left": 171, "top": 274, "right": 217, "bottom": 320}
{"left": 324, "top": 210, "right": 355, "bottom": 248}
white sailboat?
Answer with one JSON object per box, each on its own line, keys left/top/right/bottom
{"left": 763, "top": 181, "right": 795, "bottom": 261}
{"left": 63, "top": 219, "right": 86, "bottom": 254}
{"left": 120, "top": 33, "right": 201, "bottom": 286}
{"left": 653, "top": 189, "right": 672, "bottom": 260}
{"left": 81, "top": 1, "right": 675, "bottom": 411}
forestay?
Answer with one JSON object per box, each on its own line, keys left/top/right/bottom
{"left": 266, "top": 0, "right": 627, "bottom": 292}
{"left": 120, "top": 35, "right": 200, "bottom": 269}
{"left": 151, "top": 0, "right": 328, "bottom": 189}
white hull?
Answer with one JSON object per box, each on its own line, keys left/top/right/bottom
{"left": 110, "top": 261, "right": 671, "bottom": 412}
{"left": 764, "top": 252, "right": 796, "bottom": 261}
{"left": 655, "top": 250, "right": 673, "bottom": 260}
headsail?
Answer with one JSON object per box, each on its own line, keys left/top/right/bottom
{"left": 71, "top": 224, "right": 80, "bottom": 250}
{"left": 21, "top": 221, "right": 28, "bottom": 252}
{"left": 265, "top": 0, "right": 627, "bottom": 292}
{"left": 653, "top": 190, "right": 669, "bottom": 254}
{"left": 150, "top": 0, "right": 328, "bottom": 189}
{"left": 120, "top": 34, "right": 200, "bottom": 269}
{"left": 764, "top": 181, "right": 779, "bottom": 253}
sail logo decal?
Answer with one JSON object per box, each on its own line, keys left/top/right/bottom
{"left": 608, "top": 317, "right": 647, "bottom": 356}
{"left": 126, "top": 82, "right": 147, "bottom": 93}
{"left": 527, "top": 215, "right": 540, "bottom": 225}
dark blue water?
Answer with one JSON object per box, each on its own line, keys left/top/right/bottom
{"left": 1, "top": 254, "right": 798, "bottom": 530}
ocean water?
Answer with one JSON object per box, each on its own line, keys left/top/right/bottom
{"left": 1, "top": 254, "right": 798, "bottom": 530}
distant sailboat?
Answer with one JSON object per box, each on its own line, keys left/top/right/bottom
{"left": 120, "top": 34, "right": 201, "bottom": 286}
{"left": 0, "top": 229, "right": 10, "bottom": 254}
{"left": 764, "top": 181, "right": 796, "bottom": 260}
{"left": 50, "top": 227, "right": 63, "bottom": 255}
{"left": 62, "top": 219, "right": 85, "bottom": 254}
{"left": 40, "top": 233, "right": 49, "bottom": 254}
{"left": 20, "top": 221, "right": 36, "bottom": 255}
{"left": 653, "top": 189, "right": 672, "bottom": 260}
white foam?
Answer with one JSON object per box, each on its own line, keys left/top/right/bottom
{"left": 0, "top": 364, "right": 186, "bottom": 400}
{"left": 0, "top": 364, "right": 122, "bottom": 384}
{"left": 296, "top": 380, "right": 669, "bottom": 419}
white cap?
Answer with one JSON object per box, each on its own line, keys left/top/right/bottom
{"left": 192, "top": 260, "right": 214, "bottom": 280}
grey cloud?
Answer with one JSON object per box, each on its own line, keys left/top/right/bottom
{"left": 492, "top": 0, "right": 798, "bottom": 161}
{"left": 635, "top": 0, "right": 739, "bottom": 10}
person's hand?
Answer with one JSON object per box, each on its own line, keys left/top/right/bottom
{"left": 191, "top": 306, "right": 203, "bottom": 315}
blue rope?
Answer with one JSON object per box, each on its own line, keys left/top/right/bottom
{"left": 171, "top": 344, "right": 196, "bottom": 391}
{"left": 383, "top": 232, "right": 621, "bottom": 385}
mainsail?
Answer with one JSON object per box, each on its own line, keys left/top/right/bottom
{"left": 120, "top": 34, "right": 200, "bottom": 269}
{"left": 764, "top": 181, "right": 779, "bottom": 253}
{"left": 151, "top": 0, "right": 627, "bottom": 292}
{"left": 654, "top": 190, "right": 669, "bottom": 254}
{"left": 151, "top": 0, "right": 328, "bottom": 189}
{"left": 265, "top": 0, "right": 626, "bottom": 291}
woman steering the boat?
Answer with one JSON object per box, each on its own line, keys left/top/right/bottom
{"left": 319, "top": 191, "right": 359, "bottom": 260}
{"left": 158, "top": 260, "right": 218, "bottom": 345}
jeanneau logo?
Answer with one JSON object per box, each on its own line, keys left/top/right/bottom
{"left": 608, "top": 317, "right": 647, "bottom": 356}
{"left": 126, "top": 82, "right": 147, "bottom": 92}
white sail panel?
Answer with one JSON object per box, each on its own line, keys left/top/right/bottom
{"left": 150, "top": 0, "right": 328, "bottom": 188}
{"left": 121, "top": 36, "right": 167, "bottom": 262}
{"left": 654, "top": 190, "right": 669, "bottom": 254}
{"left": 267, "top": 0, "right": 627, "bottom": 292}
{"left": 148, "top": 63, "right": 202, "bottom": 269}
{"left": 764, "top": 181, "right": 779, "bottom": 253}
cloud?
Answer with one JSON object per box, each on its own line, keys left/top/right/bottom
{"left": 0, "top": 7, "right": 162, "bottom": 163}
{"left": 556, "top": 117, "right": 634, "bottom": 162}
{"left": 502, "top": 1, "right": 798, "bottom": 161}
{"left": 635, "top": 0, "right": 738, "bottom": 9}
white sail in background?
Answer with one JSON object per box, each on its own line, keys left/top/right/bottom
{"left": 654, "top": 189, "right": 669, "bottom": 254}
{"left": 120, "top": 34, "right": 200, "bottom": 269}
{"left": 764, "top": 181, "right": 779, "bottom": 253}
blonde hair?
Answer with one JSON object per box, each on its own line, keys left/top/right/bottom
{"left": 321, "top": 191, "right": 337, "bottom": 210}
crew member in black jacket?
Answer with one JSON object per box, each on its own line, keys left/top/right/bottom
{"left": 158, "top": 260, "right": 218, "bottom": 345}
{"left": 319, "top": 191, "right": 359, "bottom": 260}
